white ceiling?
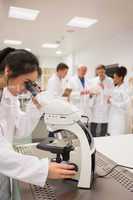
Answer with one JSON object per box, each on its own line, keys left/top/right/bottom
{"left": 0, "top": 0, "right": 133, "bottom": 58}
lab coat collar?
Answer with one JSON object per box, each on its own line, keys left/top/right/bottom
{"left": 52, "top": 73, "right": 62, "bottom": 81}
{"left": 3, "top": 87, "right": 17, "bottom": 98}
{"left": 2, "top": 87, "right": 17, "bottom": 105}
{"left": 97, "top": 75, "right": 108, "bottom": 82}
{"left": 116, "top": 83, "right": 125, "bottom": 89}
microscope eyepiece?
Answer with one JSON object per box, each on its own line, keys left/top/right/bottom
{"left": 25, "top": 80, "right": 39, "bottom": 96}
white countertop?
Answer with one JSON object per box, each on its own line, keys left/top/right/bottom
{"left": 94, "top": 134, "right": 133, "bottom": 173}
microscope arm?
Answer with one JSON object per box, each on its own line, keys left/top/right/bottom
{"left": 36, "top": 95, "right": 95, "bottom": 189}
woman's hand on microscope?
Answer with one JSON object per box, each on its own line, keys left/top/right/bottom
{"left": 48, "top": 162, "right": 77, "bottom": 179}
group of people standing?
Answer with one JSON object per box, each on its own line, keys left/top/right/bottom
{"left": 47, "top": 63, "right": 131, "bottom": 137}
{"left": 0, "top": 46, "right": 131, "bottom": 199}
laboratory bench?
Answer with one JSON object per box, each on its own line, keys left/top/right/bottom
{"left": 13, "top": 135, "right": 133, "bottom": 200}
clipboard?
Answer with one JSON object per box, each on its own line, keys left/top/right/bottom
{"left": 62, "top": 88, "right": 72, "bottom": 97}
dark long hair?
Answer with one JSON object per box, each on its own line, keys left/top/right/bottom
{"left": 0, "top": 47, "right": 41, "bottom": 78}
{"left": 114, "top": 66, "right": 127, "bottom": 80}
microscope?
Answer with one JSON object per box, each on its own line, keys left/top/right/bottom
{"left": 25, "top": 81, "right": 96, "bottom": 189}
{"left": 37, "top": 98, "right": 96, "bottom": 189}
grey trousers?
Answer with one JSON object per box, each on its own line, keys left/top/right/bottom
{"left": 90, "top": 123, "right": 108, "bottom": 137}
{"left": 0, "top": 173, "right": 11, "bottom": 200}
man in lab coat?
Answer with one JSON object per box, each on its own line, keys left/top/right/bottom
{"left": 90, "top": 65, "right": 114, "bottom": 137}
{"left": 46, "top": 63, "right": 69, "bottom": 137}
{"left": 67, "top": 65, "right": 92, "bottom": 118}
{"left": 47, "top": 62, "right": 69, "bottom": 97}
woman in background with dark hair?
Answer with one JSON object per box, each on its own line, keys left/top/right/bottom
{"left": 0, "top": 48, "right": 76, "bottom": 200}
{"left": 108, "top": 66, "right": 130, "bottom": 135}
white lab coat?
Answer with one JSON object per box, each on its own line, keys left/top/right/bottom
{"left": 108, "top": 84, "right": 130, "bottom": 135}
{"left": 47, "top": 73, "right": 64, "bottom": 97}
{"left": 0, "top": 87, "right": 48, "bottom": 188}
{"left": 67, "top": 75, "right": 92, "bottom": 117}
{"left": 90, "top": 76, "right": 114, "bottom": 123}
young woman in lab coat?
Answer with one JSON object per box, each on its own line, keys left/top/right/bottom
{"left": 108, "top": 66, "right": 130, "bottom": 135}
{"left": 0, "top": 48, "right": 76, "bottom": 199}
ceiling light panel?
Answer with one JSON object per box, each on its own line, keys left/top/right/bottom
{"left": 67, "top": 17, "right": 98, "bottom": 28}
{"left": 56, "top": 50, "right": 62, "bottom": 55}
{"left": 42, "top": 43, "right": 59, "bottom": 49}
{"left": 8, "top": 6, "right": 40, "bottom": 21}
{"left": 4, "top": 40, "right": 22, "bottom": 45}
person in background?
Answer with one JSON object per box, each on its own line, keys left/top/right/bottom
{"left": 46, "top": 63, "right": 70, "bottom": 137}
{"left": 90, "top": 64, "right": 114, "bottom": 137}
{"left": 67, "top": 65, "right": 92, "bottom": 119}
{"left": 0, "top": 48, "right": 76, "bottom": 200}
{"left": 108, "top": 66, "right": 130, "bottom": 135}
{"left": 47, "top": 63, "right": 69, "bottom": 97}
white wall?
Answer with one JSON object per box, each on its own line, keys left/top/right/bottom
{"left": 39, "top": 39, "right": 133, "bottom": 80}
{"left": 39, "top": 56, "right": 61, "bottom": 68}
{"left": 62, "top": 54, "right": 73, "bottom": 75}
{"left": 64, "top": 39, "right": 133, "bottom": 78}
